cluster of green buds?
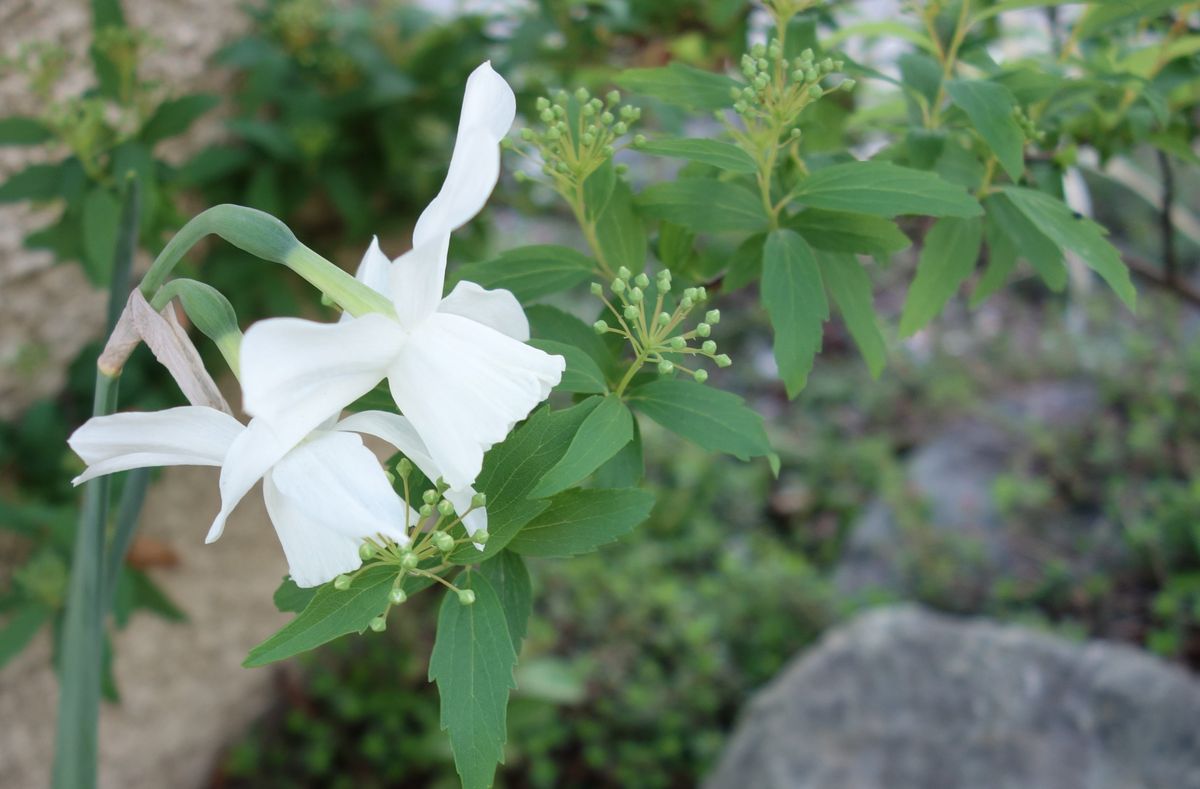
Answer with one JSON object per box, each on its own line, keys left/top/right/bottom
{"left": 592, "top": 268, "right": 731, "bottom": 393}
{"left": 507, "top": 88, "right": 642, "bottom": 193}
{"left": 1012, "top": 105, "right": 1045, "bottom": 143}
{"left": 0, "top": 42, "right": 69, "bottom": 101}
{"left": 330, "top": 456, "right": 488, "bottom": 631}
{"left": 93, "top": 26, "right": 154, "bottom": 104}
{"left": 732, "top": 40, "right": 853, "bottom": 134}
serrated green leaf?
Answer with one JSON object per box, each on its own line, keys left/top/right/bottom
{"left": 971, "top": 216, "right": 1019, "bottom": 307}
{"left": 594, "top": 418, "right": 644, "bottom": 488}
{"left": 638, "top": 179, "right": 767, "bottom": 233}
{"left": 1075, "top": 0, "right": 1180, "bottom": 38}
{"left": 999, "top": 187, "right": 1135, "bottom": 309}
{"left": 787, "top": 209, "right": 912, "bottom": 261}
{"left": 637, "top": 138, "right": 757, "bottom": 173}
{"left": 244, "top": 565, "right": 399, "bottom": 667}
{"left": 899, "top": 216, "right": 983, "bottom": 336}
{"left": 946, "top": 80, "right": 1025, "bottom": 181}
{"left": 531, "top": 395, "right": 632, "bottom": 497}
{"left": 478, "top": 551, "right": 531, "bottom": 653}
{"left": 790, "top": 161, "right": 981, "bottom": 218}
{"left": 816, "top": 251, "right": 887, "bottom": 377}
{"left": 0, "top": 163, "right": 63, "bottom": 203}
{"left": 508, "top": 488, "right": 655, "bottom": 558}
{"left": 594, "top": 177, "right": 646, "bottom": 273}
{"left": 617, "top": 62, "right": 739, "bottom": 110}
{"left": 722, "top": 234, "right": 767, "bottom": 292}
{"left": 763, "top": 230, "right": 828, "bottom": 397}
{"left": 82, "top": 187, "right": 121, "bottom": 285}
{"left": 140, "top": 94, "right": 220, "bottom": 144}
{"left": 456, "top": 245, "right": 595, "bottom": 303}
{"left": 0, "top": 116, "right": 52, "bottom": 145}
{"left": 527, "top": 305, "right": 616, "bottom": 380}
{"left": 272, "top": 576, "right": 317, "bottom": 614}
{"left": 583, "top": 161, "right": 616, "bottom": 219}
{"left": 628, "top": 379, "right": 771, "bottom": 460}
{"left": 984, "top": 193, "right": 1066, "bottom": 290}
{"left": 451, "top": 400, "right": 602, "bottom": 564}
{"left": 529, "top": 339, "right": 607, "bottom": 394}
{"left": 429, "top": 572, "right": 517, "bottom": 789}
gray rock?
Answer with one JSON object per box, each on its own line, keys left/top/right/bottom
{"left": 834, "top": 381, "right": 1119, "bottom": 601}
{"left": 707, "top": 606, "right": 1200, "bottom": 789}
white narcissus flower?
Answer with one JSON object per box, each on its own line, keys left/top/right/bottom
{"left": 238, "top": 61, "right": 565, "bottom": 493}
{"left": 67, "top": 406, "right": 480, "bottom": 587}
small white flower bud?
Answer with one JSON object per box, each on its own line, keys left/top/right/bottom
{"left": 422, "top": 489, "right": 438, "bottom": 505}
{"left": 433, "top": 531, "right": 455, "bottom": 552}
{"left": 389, "top": 587, "right": 408, "bottom": 605}
{"left": 715, "top": 354, "right": 732, "bottom": 368}
{"left": 458, "top": 589, "right": 476, "bottom": 606}
{"left": 334, "top": 574, "right": 352, "bottom": 591}
{"left": 657, "top": 360, "right": 674, "bottom": 375}
{"left": 669, "top": 336, "right": 686, "bottom": 350}
{"left": 634, "top": 273, "right": 650, "bottom": 288}
{"left": 359, "top": 543, "right": 375, "bottom": 561}
{"left": 702, "top": 340, "right": 717, "bottom": 354}
{"left": 696, "top": 323, "right": 711, "bottom": 337}
{"left": 623, "top": 305, "right": 639, "bottom": 320}
{"left": 474, "top": 530, "right": 490, "bottom": 545}
{"left": 400, "top": 551, "right": 419, "bottom": 570}
{"left": 471, "top": 491, "right": 487, "bottom": 508}
{"left": 369, "top": 615, "right": 387, "bottom": 632}
{"left": 706, "top": 309, "right": 721, "bottom": 324}
{"left": 693, "top": 369, "right": 708, "bottom": 383}
{"left": 594, "top": 319, "right": 609, "bottom": 334}
{"left": 437, "top": 499, "right": 455, "bottom": 517}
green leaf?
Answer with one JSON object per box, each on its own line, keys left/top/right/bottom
{"left": 638, "top": 179, "right": 767, "bottom": 233}
{"left": 763, "top": 230, "right": 828, "bottom": 397}
{"left": 971, "top": 216, "right": 1020, "bottom": 307}
{"left": 528, "top": 339, "right": 607, "bottom": 394}
{"left": 787, "top": 209, "right": 911, "bottom": 261}
{"left": 82, "top": 187, "right": 121, "bottom": 285}
{"left": 816, "top": 252, "right": 887, "bottom": 377}
{"left": 272, "top": 576, "right": 316, "bottom": 614}
{"left": 790, "top": 161, "right": 982, "bottom": 218}
{"left": 478, "top": 552, "right": 531, "bottom": 653}
{"left": 636, "top": 138, "right": 756, "bottom": 173}
{"left": 456, "top": 245, "right": 595, "bottom": 303}
{"left": 1075, "top": 0, "right": 1180, "bottom": 39}
{"left": 140, "top": 94, "right": 220, "bottom": 144}
{"left": 0, "top": 163, "right": 63, "bottom": 203}
{"left": 945, "top": 80, "right": 1025, "bottom": 181}
{"left": 984, "top": 193, "right": 1066, "bottom": 290}
{"left": 429, "top": 572, "right": 517, "bottom": 789}
{"left": 450, "top": 399, "right": 602, "bottom": 564}
{"left": 594, "top": 419, "right": 644, "bottom": 488}
{"left": 617, "top": 62, "right": 739, "bottom": 110}
{"left": 583, "top": 161, "right": 617, "bottom": 220}
{"left": 527, "top": 305, "right": 616, "bottom": 380}
{"left": 998, "top": 187, "right": 1136, "bottom": 309}
{"left": 722, "top": 234, "right": 767, "bottom": 292}
{"left": 0, "top": 603, "right": 49, "bottom": 668}
{"left": 508, "top": 488, "right": 655, "bottom": 558}
{"left": 244, "top": 565, "right": 399, "bottom": 667}
{"left": 593, "top": 177, "right": 646, "bottom": 272}
{"left": 0, "top": 116, "right": 52, "bottom": 145}
{"left": 899, "top": 216, "right": 983, "bottom": 336}
{"left": 628, "top": 379, "right": 771, "bottom": 460}
{"left": 531, "top": 395, "right": 633, "bottom": 497}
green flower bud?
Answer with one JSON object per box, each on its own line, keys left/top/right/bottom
{"left": 841, "top": 78, "right": 856, "bottom": 91}
{"left": 437, "top": 499, "right": 455, "bottom": 517}
{"left": 358, "top": 542, "right": 375, "bottom": 561}
{"left": 706, "top": 309, "right": 721, "bottom": 324}
{"left": 334, "top": 574, "right": 352, "bottom": 591}
{"left": 582, "top": 132, "right": 596, "bottom": 145}
{"left": 693, "top": 369, "right": 709, "bottom": 383}
{"left": 800, "top": 48, "right": 814, "bottom": 62}
{"left": 697, "top": 287, "right": 708, "bottom": 301}
{"left": 594, "top": 319, "right": 609, "bottom": 334}
{"left": 471, "top": 491, "right": 487, "bottom": 508}
{"left": 680, "top": 297, "right": 694, "bottom": 310}
{"left": 591, "top": 282, "right": 604, "bottom": 296}
{"left": 520, "top": 128, "right": 535, "bottom": 141}
{"left": 396, "top": 457, "right": 412, "bottom": 479}
{"left": 624, "top": 305, "right": 639, "bottom": 320}
{"left": 612, "top": 277, "right": 626, "bottom": 293}
{"left": 658, "top": 312, "right": 671, "bottom": 326}
{"left": 791, "top": 70, "right": 805, "bottom": 82}
{"left": 715, "top": 354, "right": 732, "bottom": 368}
{"left": 457, "top": 589, "right": 476, "bottom": 606}
{"left": 629, "top": 287, "right": 644, "bottom": 303}
{"left": 669, "top": 336, "right": 686, "bottom": 350}
{"left": 790, "top": 128, "right": 802, "bottom": 139}
{"left": 582, "top": 105, "right": 596, "bottom": 118}
{"left": 606, "top": 90, "right": 621, "bottom": 104}
{"left": 422, "top": 489, "right": 438, "bottom": 505}
{"left": 696, "top": 323, "right": 711, "bottom": 337}
{"left": 757, "top": 58, "right": 769, "bottom": 71}
{"left": 419, "top": 503, "right": 434, "bottom": 518}
{"left": 634, "top": 273, "right": 650, "bottom": 288}
{"left": 751, "top": 43, "right": 766, "bottom": 58}
{"left": 473, "top": 530, "right": 490, "bottom": 545}
{"left": 804, "top": 68, "right": 818, "bottom": 82}
{"left": 400, "top": 551, "right": 419, "bottom": 570}
{"left": 389, "top": 587, "right": 408, "bottom": 605}
{"left": 603, "top": 145, "right": 615, "bottom": 157}
{"left": 613, "top": 122, "right": 628, "bottom": 135}
{"left": 617, "top": 266, "right": 632, "bottom": 279}
{"left": 539, "top": 108, "right": 554, "bottom": 123}
{"left": 433, "top": 531, "right": 455, "bottom": 552}
{"left": 730, "top": 86, "right": 743, "bottom": 100}
{"left": 702, "top": 340, "right": 717, "bottom": 354}
{"left": 369, "top": 615, "right": 387, "bottom": 632}
{"left": 575, "top": 87, "right": 590, "bottom": 102}
{"left": 733, "top": 101, "right": 747, "bottom": 114}
{"left": 546, "top": 127, "right": 561, "bottom": 140}
{"left": 601, "top": 111, "right": 615, "bottom": 125}
{"left": 809, "top": 85, "right": 823, "bottom": 99}
{"left": 590, "top": 98, "right": 603, "bottom": 111}
{"left": 536, "top": 97, "right": 550, "bottom": 111}
{"left": 657, "top": 360, "right": 674, "bottom": 375}
{"left": 820, "top": 58, "right": 834, "bottom": 72}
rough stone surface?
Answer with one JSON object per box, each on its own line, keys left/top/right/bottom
{"left": 834, "top": 381, "right": 1118, "bottom": 599}
{"left": 0, "top": 464, "right": 290, "bottom": 789}
{"left": 707, "top": 606, "right": 1200, "bottom": 789}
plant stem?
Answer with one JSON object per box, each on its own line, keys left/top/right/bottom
{"left": 570, "top": 182, "right": 616, "bottom": 279}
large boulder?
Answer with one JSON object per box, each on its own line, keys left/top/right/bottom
{"left": 707, "top": 606, "right": 1200, "bottom": 789}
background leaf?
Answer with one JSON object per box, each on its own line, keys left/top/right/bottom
{"left": 790, "top": 161, "right": 981, "bottom": 218}
{"left": 946, "top": 79, "right": 1025, "bottom": 180}
{"left": 899, "top": 216, "right": 983, "bottom": 337}
{"left": 816, "top": 252, "right": 887, "bottom": 377}
{"left": 636, "top": 138, "right": 757, "bottom": 173}
{"left": 617, "top": 63, "right": 739, "bottom": 110}
{"left": 638, "top": 179, "right": 767, "bottom": 233}
{"left": 763, "top": 230, "right": 828, "bottom": 397}
{"left": 628, "top": 379, "right": 771, "bottom": 461}
{"left": 531, "top": 395, "right": 633, "bottom": 497}
{"left": 508, "top": 488, "right": 655, "bottom": 558}
{"left": 456, "top": 246, "right": 595, "bottom": 303}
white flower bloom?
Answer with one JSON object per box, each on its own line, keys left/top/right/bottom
{"left": 67, "top": 405, "right": 480, "bottom": 587}
{"left": 239, "top": 61, "right": 565, "bottom": 492}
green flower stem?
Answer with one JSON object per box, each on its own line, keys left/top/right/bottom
{"left": 925, "top": 0, "right": 972, "bottom": 128}
{"left": 569, "top": 184, "right": 617, "bottom": 280}
{"left": 138, "top": 205, "right": 393, "bottom": 318}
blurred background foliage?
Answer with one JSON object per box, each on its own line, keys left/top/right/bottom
{"left": 1, "top": 0, "right": 1198, "bottom": 785}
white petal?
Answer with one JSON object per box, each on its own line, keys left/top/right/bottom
{"left": 388, "top": 233, "right": 450, "bottom": 330}
{"left": 262, "top": 472, "right": 364, "bottom": 589}
{"left": 269, "top": 431, "right": 411, "bottom": 547}
{"left": 387, "top": 312, "right": 564, "bottom": 489}
{"left": 411, "top": 62, "right": 516, "bottom": 248}
{"left": 68, "top": 406, "right": 243, "bottom": 485}
{"left": 353, "top": 236, "right": 393, "bottom": 296}
{"left": 207, "top": 419, "right": 292, "bottom": 543}
{"left": 438, "top": 281, "right": 529, "bottom": 341}
{"left": 336, "top": 410, "right": 486, "bottom": 529}
{"left": 240, "top": 314, "right": 407, "bottom": 444}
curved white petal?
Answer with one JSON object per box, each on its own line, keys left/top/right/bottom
{"left": 411, "top": 62, "right": 516, "bottom": 248}
{"left": 208, "top": 418, "right": 292, "bottom": 543}
{"left": 269, "top": 431, "right": 411, "bottom": 547}
{"left": 438, "top": 281, "right": 529, "bottom": 341}
{"left": 387, "top": 312, "right": 564, "bottom": 489}
{"left": 240, "top": 314, "right": 407, "bottom": 443}
{"left": 262, "top": 472, "right": 364, "bottom": 589}
{"left": 353, "top": 236, "right": 393, "bottom": 296}
{"left": 68, "top": 406, "right": 243, "bottom": 485}
{"left": 335, "top": 410, "right": 487, "bottom": 531}
{"left": 389, "top": 233, "right": 450, "bottom": 330}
